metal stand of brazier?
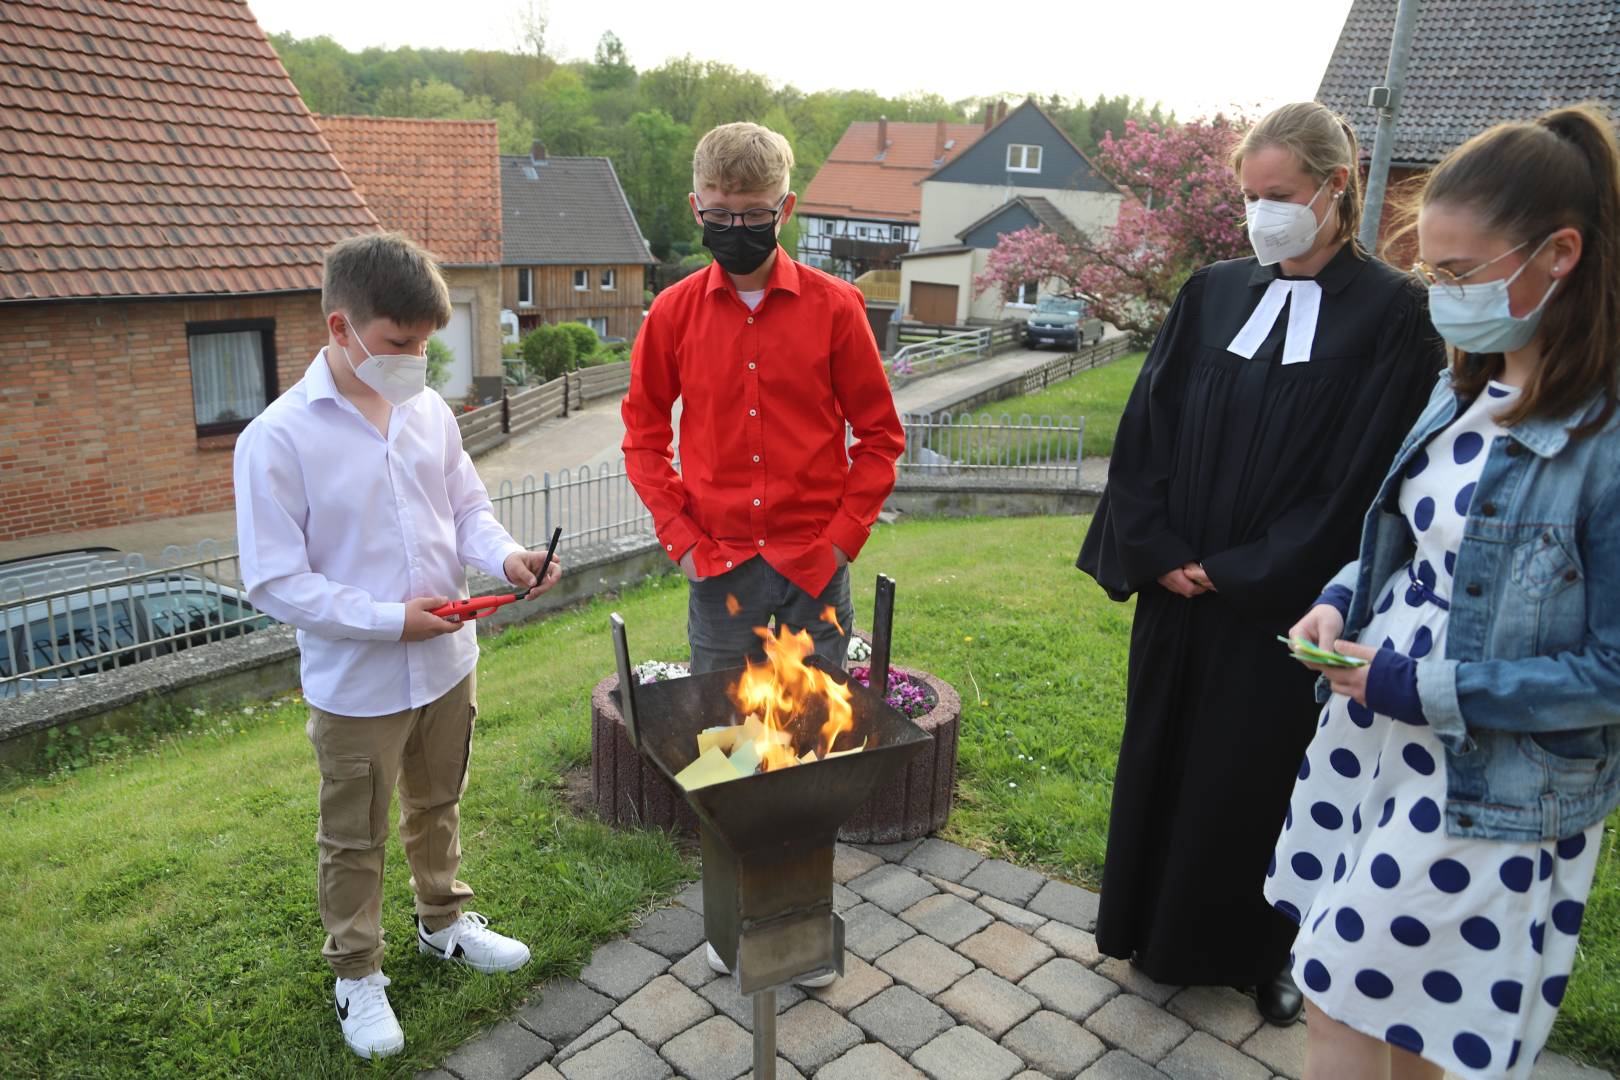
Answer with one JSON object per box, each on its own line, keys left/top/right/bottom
{"left": 610, "top": 575, "right": 931, "bottom": 1079}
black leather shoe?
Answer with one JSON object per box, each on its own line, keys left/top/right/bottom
{"left": 1256, "top": 968, "right": 1303, "bottom": 1025}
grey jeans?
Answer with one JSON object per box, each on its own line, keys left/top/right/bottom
{"left": 687, "top": 557, "right": 854, "bottom": 675}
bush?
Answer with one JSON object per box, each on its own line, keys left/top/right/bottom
{"left": 520, "top": 324, "right": 575, "bottom": 383}
{"left": 559, "top": 321, "right": 600, "bottom": 361}
{"left": 501, "top": 340, "right": 521, "bottom": 360}
{"left": 425, "top": 337, "right": 454, "bottom": 392}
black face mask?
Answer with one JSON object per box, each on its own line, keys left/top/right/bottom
{"left": 702, "top": 222, "right": 777, "bottom": 275}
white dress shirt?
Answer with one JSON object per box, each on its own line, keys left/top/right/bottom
{"left": 234, "top": 351, "right": 523, "bottom": 716}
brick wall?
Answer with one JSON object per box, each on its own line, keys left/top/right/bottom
{"left": 0, "top": 292, "right": 328, "bottom": 542}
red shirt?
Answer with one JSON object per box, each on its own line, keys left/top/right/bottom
{"left": 622, "top": 249, "right": 904, "bottom": 597}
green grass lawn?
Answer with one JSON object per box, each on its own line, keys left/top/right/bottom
{"left": 965, "top": 351, "right": 1146, "bottom": 459}
{"left": 3, "top": 515, "right": 1616, "bottom": 1075}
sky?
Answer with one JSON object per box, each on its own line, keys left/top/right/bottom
{"left": 248, "top": 0, "right": 1360, "bottom": 119}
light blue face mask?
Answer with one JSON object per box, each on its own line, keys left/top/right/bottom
{"left": 1426, "top": 235, "right": 1559, "bottom": 354}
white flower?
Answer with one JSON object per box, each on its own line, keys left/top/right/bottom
{"left": 1008, "top": 781, "right": 1018, "bottom": 788}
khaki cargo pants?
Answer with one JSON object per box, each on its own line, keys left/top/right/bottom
{"left": 305, "top": 672, "right": 477, "bottom": 978}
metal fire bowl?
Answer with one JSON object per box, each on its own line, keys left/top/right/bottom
{"left": 612, "top": 654, "right": 931, "bottom": 992}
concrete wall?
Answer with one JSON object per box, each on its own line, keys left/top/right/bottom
{"left": 442, "top": 265, "right": 504, "bottom": 379}
{"left": 919, "top": 182, "right": 1122, "bottom": 248}
{"left": 0, "top": 292, "right": 329, "bottom": 542}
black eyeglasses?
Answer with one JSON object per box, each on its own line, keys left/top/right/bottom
{"left": 695, "top": 194, "right": 788, "bottom": 232}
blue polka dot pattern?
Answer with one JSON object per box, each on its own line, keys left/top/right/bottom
{"left": 1423, "top": 970, "right": 1462, "bottom": 1003}
{"left": 1542, "top": 975, "right": 1568, "bottom": 1006}
{"left": 1413, "top": 497, "right": 1436, "bottom": 531}
{"left": 1557, "top": 833, "right": 1588, "bottom": 860}
{"left": 1336, "top": 907, "right": 1365, "bottom": 942}
{"left": 1267, "top": 852, "right": 1276, "bottom": 878}
{"left": 1312, "top": 907, "right": 1330, "bottom": 932}
{"left": 1540, "top": 850, "right": 1554, "bottom": 880}
{"left": 1408, "top": 797, "right": 1440, "bottom": 833}
{"left": 1331, "top": 748, "right": 1362, "bottom": 778}
{"left": 1347, "top": 699, "right": 1374, "bottom": 728}
{"left": 1371, "top": 854, "right": 1401, "bottom": 888}
{"left": 1531, "top": 920, "right": 1546, "bottom": 955}
{"left": 1491, "top": 980, "right": 1523, "bottom": 1013}
{"left": 1402, "top": 743, "right": 1436, "bottom": 776}
{"left": 1275, "top": 899, "right": 1301, "bottom": 923}
{"left": 1454, "top": 1033, "right": 1492, "bottom": 1069}
{"left": 1509, "top": 1041, "right": 1522, "bottom": 1068}
{"left": 1355, "top": 969, "right": 1395, "bottom": 998}
{"left": 1310, "top": 802, "right": 1343, "bottom": 829}
{"left": 1334, "top": 853, "right": 1347, "bottom": 882}
{"left": 1351, "top": 805, "right": 1363, "bottom": 833}
{"left": 1453, "top": 431, "right": 1484, "bottom": 464}
{"left": 1429, "top": 858, "right": 1471, "bottom": 893}
{"left": 1444, "top": 550, "right": 1457, "bottom": 576}
{"left": 1378, "top": 797, "right": 1396, "bottom": 827}
{"left": 1455, "top": 482, "right": 1476, "bottom": 516}
{"left": 1297, "top": 755, "right": 1310, "bottom": 780}
{"left": 1292, "top": 853, "right": 1323, "bottom": 881}
{"left": 1391, "top": 916, "right": 1430, "bottom": 946}
{"left": 1303, "top": 959, "right": 1332, "bottom": 992}
{"left": 1406, "top": 448, "right": 1430, "bottom": 477}
{"left": 1461, "top": 916, "right": 1500, "bottom": 950}
{"left": 1499, "top": 856, "right": 1534, "bottom": 893}
{"left": 1410, "top": 626, "right": 1434, "bottom": 659}
{"left": 1386, "top": 1025, "right": 1424, "bottom": 1053}
{"left": 1377, "top": 590, "right": 1394, "bottom": 613}
{"left": 1552, "top": 900, "right": 1585, "bottom": 935}
{"left": 1488, "top": 385, "right": 1512, "bottom": 398}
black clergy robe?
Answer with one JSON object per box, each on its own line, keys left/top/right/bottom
{"left": 1077, "top": 244, "right": 1445, "bottom": 986}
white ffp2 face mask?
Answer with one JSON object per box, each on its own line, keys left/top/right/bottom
{"left": 342, "top": 317, "right": 428, "bottom": 406}
{"left": 1245, "top": 179, "right": 1336, "bottom": 266}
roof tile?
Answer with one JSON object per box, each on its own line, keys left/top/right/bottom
{"left": 499, "top": 154, "right": 654, "bottom": 266}
{"left": 798, "top": 120, "right": 985, "bottom": 222}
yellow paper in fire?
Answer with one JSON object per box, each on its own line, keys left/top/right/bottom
{"left": 674, "top": 746, "right": 744, "bottom": 791}
{"left": 824, "top": 737, "right": 869, "bottom": 760}
{"left": 697, "top": 726, "right": 741, "bottom": 755}
{"left": 728, "top": 737, "right": 763, "bottom": 776}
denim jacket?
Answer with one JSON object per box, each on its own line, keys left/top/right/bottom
{"left": 1322, "top": 371, "right": 1620, "bottom": 841}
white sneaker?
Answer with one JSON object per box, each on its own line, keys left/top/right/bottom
{"left": 705, "top": 942, "right": 838, "bottom": 989}
{"left": 334, "top": 971, "right": 405, "bottom": 1060}
{"left": 418, "top": 912, "right": 531, "bottom": 973}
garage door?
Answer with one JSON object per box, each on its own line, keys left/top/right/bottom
{"left": 433, "top": 303, "right": 475, "bottom": 400}
{"left": 909, "top": 282, "right": 959, "bottom": 326}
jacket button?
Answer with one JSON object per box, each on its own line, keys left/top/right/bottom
{"left": 1457, "top": 814, "right": 1475, "bottom": 828}
{"left": 1466, "top": 583, "right": 1482, "bottom": 597}
{"left": 1506, "top": 442, "right": 1523, "bottom": 457}
{"left": 1565, "top": 569, "right": 1579, "bottom": 582}
{"left": 1480, "top": 503, "right": 1497, "bottom": 517}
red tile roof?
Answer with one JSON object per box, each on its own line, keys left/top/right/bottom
{"left": 0, "top": 0, "right": 379, "bottom": 304}
{"left": 797, "top": 121, "right": 985, "bottom": 224}
{"left": 316, "top": 115, "right": 502, "bottom": 267}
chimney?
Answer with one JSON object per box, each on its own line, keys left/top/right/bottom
{"left": 934, "top": 119, "right": 946, "bottom": 160}
{"left": 996, "top": 100, "right": 1008, "bottom": 124}
{"left": 983, "top": 103, "right": 994, "bottom": 130}
{"left": 530, "top": 140, "right": 547, "bottom": 163}
{"left": 877, "top": 115, "right": 888, "bottom": 157}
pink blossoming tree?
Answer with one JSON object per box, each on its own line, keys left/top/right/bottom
{"left": 974, "top": 114, "right": 1253, "bottom": 341}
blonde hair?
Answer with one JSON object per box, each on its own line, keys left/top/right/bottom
{"left": 322, "top": 232, "right": 452, "bottom": 329}
{"left": 693, "top": 122, "right": 794, "bottom": 197}
{"left": 1232, "top": 102, "right": 1362, "bottom": 247}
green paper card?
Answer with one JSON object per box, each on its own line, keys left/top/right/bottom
{"left": 1277, "top": 635, "right": 1369, "bottom": 668}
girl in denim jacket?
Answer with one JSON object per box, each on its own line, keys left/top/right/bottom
{"left": 1267, "top": 104, "right": 1620, "bottom": 1079}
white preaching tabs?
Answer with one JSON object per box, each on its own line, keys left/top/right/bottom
{"left": 1227, "top": 278, "right": 1323, "bottom": 366}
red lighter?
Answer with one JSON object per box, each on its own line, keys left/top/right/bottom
{"left": 431, "top": 526, "right": 561, "bottom": 623}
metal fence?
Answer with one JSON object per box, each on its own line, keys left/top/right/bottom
{"left": 898, "top": 411, "right": 1086, "bottom": 485}
{"left": 0, "top": 541, "right": 269, "bottom": 698}
{"left": 489, "top": 458, "right": 658, "bottom": 551}
{"left": 889, "top": 323, "right": 1021, "bottom": 378}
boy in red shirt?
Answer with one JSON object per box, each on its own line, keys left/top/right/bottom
{"left": 622, "top": 121, "right": 904, "bottom": 681}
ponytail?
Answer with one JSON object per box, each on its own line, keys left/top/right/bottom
{"left": 1421, "top": 102, "right": 1620, "bottom": 436}
{"left": 1232, "top": 102, "right": 1362, "bottom": 247}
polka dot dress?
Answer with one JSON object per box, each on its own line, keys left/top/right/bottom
{"left": 1265, "top": 382, "right": 1603, "bottom": 1078}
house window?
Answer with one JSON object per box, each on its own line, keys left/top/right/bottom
{"left": 187, "top": 320, "right": 276, "bottom": 435}
{"left": 573, "top": 269, "right": 589, "bottom": 291}
{"left": 601, "top": 268, "right": 616, "bottom": 291}
{"left": 517, "top": 268, "right": 533, "bottom": 307}
{"left": 1013, "top": 280, "right": 1038, "bottom": 305}
{"left": 585, "top": 316, "right": 608, "bottom": 336}
{"left": 1007, "top": 144, "right": 1043, "bottom": 173}
{"left": 891, "top": 225, "right": 903, "bottom": 241}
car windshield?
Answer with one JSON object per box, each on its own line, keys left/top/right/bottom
{"left": 1035, "top": 298, "right": 1082, "bottom": 316}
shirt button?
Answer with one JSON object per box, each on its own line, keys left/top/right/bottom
{"left": 753, "top": 498, "right": 761, "bottom": 506}
{"left": 749, "top": 409, "right": 757, "bottom": 417}
{"left": 753, "top": 454, "right": 761, "bottom": 463}
{"left": 666, "top": 544, "right": 673, "bottom": 551}
{"left": 1564, "top": 569, "right": 1580, "bottom": 583}
{"left": 725, "top": 560, "right": 733, "bottom": 568}
{"left": 757, "top": 539, "right": 765, "bottom": 547}
{"left": 1480, "top": 503, "right": 1497, "bottom": 517}
{"left": 1466, "top": 583, "right": 1483, "bottom": 597}
{"left": 748, "top": 362, "right": 756, "bottom": 370}
{"left": 1506, "top": 442, "right": 1524, "bottom": 457}
{"left": 746, "top": 316, "right": 755, "bottom": 324}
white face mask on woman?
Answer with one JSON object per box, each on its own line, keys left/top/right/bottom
{"left": 1245, "top": 178, "right": 1338, "bottom": 266}
{"left": 1425, "top": 235, "right": 1560, "bottom": 354}
{"left": 341, "top": 316, "right": 428, "bottom": 406}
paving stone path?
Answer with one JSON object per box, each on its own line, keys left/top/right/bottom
{"left": 420, "top": 837, "right": 1613, "bottom": 1080}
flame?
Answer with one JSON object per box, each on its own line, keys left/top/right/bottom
{"left": 725, "top": 593, "right": 741, "bottom": 617}
{"left": 733, "top": 624, "right": 854, "bottom": 768}
{"left": 820, "top": 605, "right": 845, "bottom": 636}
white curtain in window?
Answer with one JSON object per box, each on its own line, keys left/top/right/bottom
{"left": 189, "top": 330, "right": 265, "bottom": 426}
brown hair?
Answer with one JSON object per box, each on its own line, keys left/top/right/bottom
{"left": 692, "top": 122, "right": 794, "bottom": 197}
{"left": 322, "top": 232, "right": 453, "bottom": 330}
{"left": 1421, "top": 103, "right": 1620, "bottom": 435}
{"left": 1231, "top": 102, "right": 1362, "bottom": 247}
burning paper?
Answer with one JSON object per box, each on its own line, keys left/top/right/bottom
{"left": 672, "top": 624, "right": 867, "bottom": 790}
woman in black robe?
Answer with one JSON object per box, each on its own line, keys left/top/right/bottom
{"left": 1077, "top": 103, "right": 1444, "bottom": 1022}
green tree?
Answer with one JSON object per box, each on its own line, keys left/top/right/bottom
{"left": 559, "top": 321, "right": 600, "bottom": 363}
{"left": 425, "top": 337, "right": 454, "bottom": 392}
{"left": 615, "top": 109, "right": 696, "bottom": 259}
{"left": 271, "top": 33, "right": 359, "bottom": 114}
{"left": 638, "top": 55, "right": 707, "bottom": 126}
{"left": 524, "top": 68, "right": 598, "bottom": 155}
{"left": 520, "top": 323, "right": 576, "bottom": 382}
{"left": 588, "top": 31, "right": 634, "bottom": 92}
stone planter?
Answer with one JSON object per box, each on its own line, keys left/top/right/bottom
{"left": 589, "top": 665, "right": 960, "bottom": 844}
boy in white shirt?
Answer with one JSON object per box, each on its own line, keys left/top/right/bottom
{"left": 234, "top": 233, "right": 560, "bottom": 1060}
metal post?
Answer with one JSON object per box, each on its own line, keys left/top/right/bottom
{"left": 1358, "top": 0, "right": 1421, "bottom": 252}
{"left": 752, "top": 990, "right": 777, "bottom": 1079}
{"left": 870, "top": 574, "right": 895, "bottom": 694}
